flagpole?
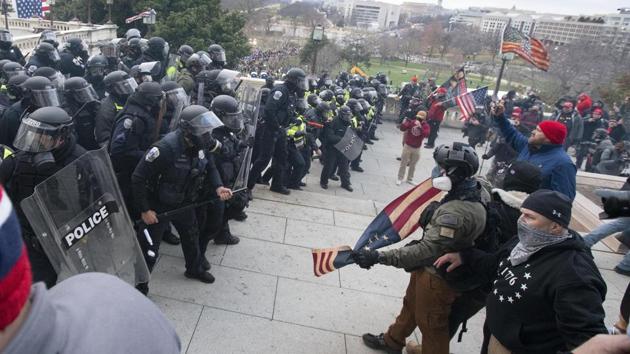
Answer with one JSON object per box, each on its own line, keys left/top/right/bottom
{"left": 493, "top": 57, "right": 507, "bottom": 99}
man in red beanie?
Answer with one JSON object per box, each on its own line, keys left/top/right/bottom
{"left": 492, "top": 102, "right": 577, "bottom": 200}
{"left": 0, "top": 185, "right": 182, "bottom": 354}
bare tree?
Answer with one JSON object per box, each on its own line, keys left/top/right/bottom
{"left": 398, "top": 29, "right": 424, "bottom": 66}
{"left": 421, "top": 21, "right": 445, "bottom": 58}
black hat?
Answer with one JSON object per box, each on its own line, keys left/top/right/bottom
{"left": 502, "top": 161, "right": 542, "bottom": 194}
{"left": 521, "top": 189, "right": 572, "bottom": 228}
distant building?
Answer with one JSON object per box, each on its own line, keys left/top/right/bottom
{"left": 323, "top": 0, "right": 400, "bottom": 30}
{"left": 400, "top": 1, "right": 444, "bottom": 18}
{"left": 480, "top": 12, "right": 536, "bottom": 35}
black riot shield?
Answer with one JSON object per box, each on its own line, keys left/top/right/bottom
{"left": 334, "top": 126, "right": 365, "bottom": 161}
{"left": 232, "top": 77, "right": 264, "bottom": 190}
{"left": 20, "top": 148, "right": 150, "bottom": 285}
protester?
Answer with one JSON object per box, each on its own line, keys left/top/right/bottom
{"left": 435, "top": 189, "right": 607, "bottom": 353}
{"left": 397, "top": 111, "right": 430, "bottom": 185}
{"left": 0, "top": 185, "right": 181, "bottom": 354}
{"left": 493, "top": 101, "right": 577, "bottom": 200}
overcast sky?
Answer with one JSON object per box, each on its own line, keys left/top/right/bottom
{"left": 384, "top": 0, "right": 629, "bottom": 16}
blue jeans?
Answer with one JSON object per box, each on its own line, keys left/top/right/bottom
{"left": 583, "top": 217, "right": 630, "bottom": 270}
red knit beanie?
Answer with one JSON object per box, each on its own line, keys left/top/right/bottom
{"left": 538, "top": 121, "right": 567, "bottom": 145}
{"left": 0, "top": 185, "right": 32, "bottom": 330}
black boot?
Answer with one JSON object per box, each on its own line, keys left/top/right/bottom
{"left": 270, "top": 186, "right": 291, "bottom": 195}
{"left": 233, "top": 211, "right": 248, "bottom": 221}
{"left": 351, "top": 166, "right": 364, "bottom": 173}
{"left": 184, "top": 270, "right": 215, "bottom": 283}
{"left": 162, "top": 228, "right": 180, "bottom": 245}
{"left": 362, "top": 333, "right": 401, "bottom": 354}
{"left": 202, "top": 257, "right": 211, "bottom": 271}
{"left": 330, "top": 175, "right": 339, "bottom": 181}
{"left": 215, "top": 231, "right": 240, "bottom": 245}
{"left": 341, "top": 184, "right": 354, "bottom": 192}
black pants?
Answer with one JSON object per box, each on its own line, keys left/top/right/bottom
{"left": 138, "top": 206, "right": 210, "bottom": 275}
{"left": 24, "top": 227, "right": 57, "bottom": 288}
{"left": 247, "top": 126, "right": 287, "bottom": 190}
{"left": 575, "top": 142, "right": 591, "bottom": 170}
{"left": 286, "top": 143, "right": 305, "bottom": 187}
{"left": 427, "top": 120, "right": 441, "bottom": 146}
{"left": 351, "top": 150, "right": 362, "bottom": 169}
{"left": 321, "top": 148, "right": 350, "bottom": 186}
{"left": 299, "top": 146, "right": 312, "bottom": 179}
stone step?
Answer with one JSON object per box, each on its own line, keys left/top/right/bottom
{"left": 252, "top": 185, "right": 378, "bottom": 217}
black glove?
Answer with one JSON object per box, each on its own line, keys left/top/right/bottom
{"left": 482, "top": 154, "right": 489, "bottom": 160}
{"left": 353, "top": 249, "right": 380, "bottom": 269}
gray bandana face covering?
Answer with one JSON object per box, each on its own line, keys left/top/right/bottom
{"left": 509, "top": 219, "right": 571, "bottom": 266}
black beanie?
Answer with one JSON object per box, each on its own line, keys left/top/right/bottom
{"left": 521, "top": 189, "right": 572, "bottom": 228}
{"left": 503, "top": 161, "right": 542, "bottom": 194}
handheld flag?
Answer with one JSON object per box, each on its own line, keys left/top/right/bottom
{"left": 312, "top": 178, "right": 443, "bottom": 277}
{"left": 456, "top": 87, "right": 488, "bottom": 121}
{"left": 501, "top": 26, "right": 550, "bottom": 71}
{"left": 434, "top": 66, "right": 467, "bottom": 108}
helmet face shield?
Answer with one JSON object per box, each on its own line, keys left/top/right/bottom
{"left": 72, "top": 85, "right": 99, "bottom": 103}
{"left": 213, "top": 51, "right": 226, "bottom": 63}
{"left": 13, "top": 116, "right": 71, "bottom": 152}
{"left": 6, "top": 69, "right": 25, "bottom": 79}
{"left": 32, "top": 88, "right": 61, "bottom": 107}
{"left": 296, "top": 77, "right": 308, "bottom": 91}
{"left": 183, "top": 111, "right": 224, "bottom": 137}
{"left": 222, "top": 110, "right": 244, "bottom": 132}
{"left": 111, "top": 77, "right": 137, "bottom": 96}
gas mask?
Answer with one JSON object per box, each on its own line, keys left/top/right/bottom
{"left": 32, "top": 152, "right": 56, "bottom": 174}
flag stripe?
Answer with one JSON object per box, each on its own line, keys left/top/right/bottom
{"left": 386, "top": 179, "right": 434, "bottom": 221}
{"left": 391, "top": 187, "right": 442, "bottom": 234}
{"left": 398, "top": 192, "right": 443, "bottom": 238}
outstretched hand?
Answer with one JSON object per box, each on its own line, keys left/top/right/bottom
{"left": 433, "top": 252, "right": 463, "bottom": 272}
{"left": 352, "top": 249, "right": 380, "bottom": 270}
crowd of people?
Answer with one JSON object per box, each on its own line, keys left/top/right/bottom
{"left": 1, "top": 24, "right": 630, "bottom": 354}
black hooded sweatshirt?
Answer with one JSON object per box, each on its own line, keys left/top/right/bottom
{"left": 461, "top": 233, "right": 607, "bottom": 353}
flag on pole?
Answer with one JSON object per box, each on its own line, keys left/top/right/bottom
{"left": 434, "top": 66, "right": 467, "bottom": 109}
{"left": 16, "top": 0, "right": 43, "bottom": 18}
{"left": 501, "top": 26, "right": 550, "bottom": 71}
{"left": 312, "top": 178, "right": 443, "bottom": 277}
{"left": 41, "top": 0, "right": 49, "bottom": 13}
{"left": 455, "top": 86, "right": 488, "bottom": 121}
{"left": 125, "top": 10, "right": 153, "bottom": 24}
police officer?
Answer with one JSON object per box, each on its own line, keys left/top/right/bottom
{"left": 85, "top": 55, "right": 108, "bottom": 99}
{"left": 137, "top": 37, "right": 170, "bottom": 81}
{"left": 1, "top": 74, "right": 28, "bottom": 115}
{"left": 161, "top": 81, "right": 189, "bottom": 132}
{"left": 38, "top": 29, "right": 59, "bottom": 48}
{"left": 356, "top": 143, "right": 487, "bottom": 354}
{"left": 207, "top": 44, "right": 227, "bottom": 70}
{"left": 109, "top": 82, "right": 164, "bottom": 214}
{"left": 1, "top": 62, "right": 26, "bottom": 84}
{"left": 125, "top": 28, "right": 141, "bottom": 41}
{"left": 177, "top": 53, "right": 208, "bottom": 95}
{"left": 59, "top": 38, "right": 88, "bottom": 78}
{"left": 122, "top": 38, "right": 143, "bottom": 69}
{"left": 0, "top": 29, "right": 25, "bottom": 65}
{"left": 62, "top": 77, "right": 101, "bottom": 150}
{"left": 95, "top": 71, "right": 138, "bottom": 147}
{"left": 1, "top": 106, "right": 86, "bottom": 287}
{"left": 26, "top": 42, "right": 61, "bottom": 75}
{"left": 132, "top": 105, "right": 231, "bottom": 293}
{"left": 320, "top": 106, "right": 353, "bottom": 191}
{"left": 201, "top": 95, "right": 246, "bottom": 245}
{"left": 0, "top": 76, "right": 61, "bottom": 149}
{"left": 166, "top": 44, "right": 194, "bottom": 82}
{"left": 263, "top": 76, "right": 275, "bottom": 90}
{"left": 247, "top": 67, "right": 306, "bottom": 195}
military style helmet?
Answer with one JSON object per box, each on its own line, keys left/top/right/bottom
{"left": 125, "top": 28, "right": 141, "bottom": 41}
{"left": 210, "top": 95, "right": 243, "bottom": 132}
{"left": 433, "top": 142, "right": 479, "bottom": 182}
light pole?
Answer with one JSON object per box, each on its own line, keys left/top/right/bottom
{"left": 49, "top": 0, "right": 55, "bottom": 28}
{"left": 106, "top": 0, "right": 113, "bottom": 24}
{"left": 143, "top": 9, "right": 156, "bottom": 37}
{"left": 2, "top": 0, "right": 9, "bottom": 30}
{"left": 87, "top": 0, "right": 92, "bottom": 25}
{"left": 311, "top": 24, "right": 324, "bottom": 74}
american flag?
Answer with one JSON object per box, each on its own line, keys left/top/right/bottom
{"left": 455, "top": 86, "right": 488, "bottom": 121}
{"left": 501, "top": 26, "right": 550, "bottom": 71}
{"left": 16, "top": 0, "right": 47, "bottom": 18}
{"left": 125, "top": 9, "right": 154, "bottom": 24}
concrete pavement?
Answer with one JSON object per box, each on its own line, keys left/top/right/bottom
{"left": 151, "top": 121, "right": 628, "bottom": 353}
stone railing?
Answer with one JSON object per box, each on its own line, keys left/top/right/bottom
{"left": 1, "top": 17, "right": 117, "bottom": 54}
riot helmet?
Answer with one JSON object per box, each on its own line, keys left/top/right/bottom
{"left": 433, "top": 142, "right": 479, "bottom": 183}
{"left": 207, "top": 44, "right": 226, "bottom": 67}
{"left": 39, "top": 30, "right": 58, "bottom": 48}
{"left": 250, "top": 72, "right": 258, "bottom": 78}
{"left": 13, "top": 106, "right": 73, "bottom": 153}
{"left": 104, "top": 70, "right": 138, "bottom": 97}
{"left": 179, "top": 105, "right": 223, "bottom": 150}
{"left": 100, "top": 42, "right": 119, "bottom": 60}
{"left": 32, "top": 66, "right": 65, "bottom": 92}
{"left": 284, "top": 68, "right": 307, "bottom": 92}
{"left": 215, "top": 69, "right": 241, "bottom": 96}
{"left": 125, "top": 28, "right": 141, "bottom": 41}
{"left": 186, "top": 53, "right": 208, "bottom": 76}
{"left": 260, "top": 71, "right": 268, "bottom": 79}
{"left": 319, "top": 89, "right": 333, "bottom": 102}
{"left": 177, "top": 45, "right": 194, "bottom": 62}
{"left": 2, "top": 62, "right": 25, "bottom": 80}
{"left": 21, "top": 76, "right": 61, "bottom": 107}
{"left": 308, "top": 78, "right": 318, "bottom": 92}
{"left": 260, "top": 87, "right": 270, "bottom": 106}
{"left": 307, "top": 93, "right": 321, "bottom": 108}
{"left": 161, "top": 81, "right": 188, "bottom": 130}
{"left": 0, "top": 29, "right": 12, "bottom": 49}
{"left": 35, "top": 42, "right": 61, "bottom": 64}
{"left": 346, "top": 98, "right": 361, "bottom": 115}
{"left": 133, "top": 81, "right": 164, "bottom": 109}
{"left": 86, "top": 54, "right": 108, "bottom": 79}
{"left": 7, "top": 74, "right": 28, "bottom": 101}
{"left": 338, "top": 106, "right": 352, "bottom": 123}
{"left": 315, "top": 101, "right": 332, "bottom": 116}
{"left": 64, "top": 77, "right": 99, "bottom": 104}
{"left": 350, "top": 88, "right": 363, "bottom": 99}
{"left": 358, "top": 98, "right": 371, "bottom": 112}
{"left": 64, "top": 37, "right": 87, "bottom": 58}
{"left": 210, "top": 95, "right": 243, "bottom": 132}
{"left": 127, "top": 38, "right": 143, "bottom": 58}
{"left": 147, "top": 36, "right": 169, "bottom": 61}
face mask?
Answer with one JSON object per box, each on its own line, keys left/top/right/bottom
{"left": 32, "top": 152, "right": 56, "bottom": 174}
{"left": 509, "top": 219, "right": 571, "bottom": 266}
{"left": 432, "top": 175, "right": 452, "bottom": 191}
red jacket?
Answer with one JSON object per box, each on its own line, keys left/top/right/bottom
{"left": 400, "top": 118, "right": 430, "bottom": 148}
{"left": 427, "top": 101, "right": 446, "bottom": 122}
